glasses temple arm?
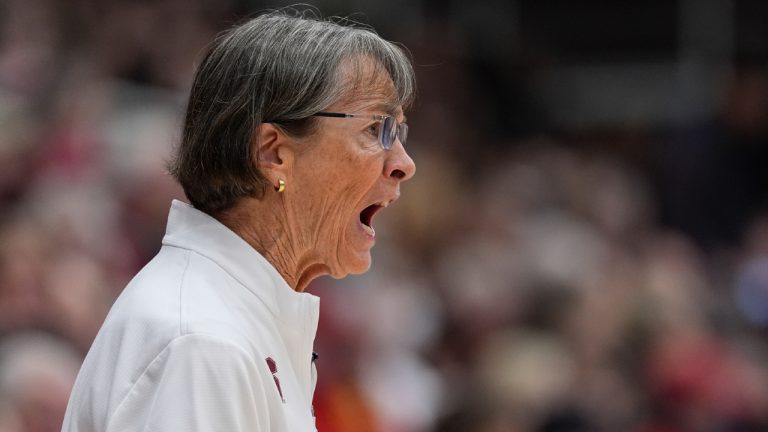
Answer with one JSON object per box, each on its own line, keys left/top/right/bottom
{"left": 312, "top": 112, "right": 353, "bottom": 118}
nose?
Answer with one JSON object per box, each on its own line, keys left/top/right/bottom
{"left": 384, "top": 140, "right": 416, "bottom": 182}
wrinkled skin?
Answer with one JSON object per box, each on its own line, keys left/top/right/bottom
{"left": 217, "top": 58, "right": 416, "bottom": 292}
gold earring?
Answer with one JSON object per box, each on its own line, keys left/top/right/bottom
{"left": 276, "top": 179, "right": 285, "bottom": 193}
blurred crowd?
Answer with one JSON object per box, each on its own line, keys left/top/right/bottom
{"left": 1, "top": 1, "right": 768, "bottom": 431}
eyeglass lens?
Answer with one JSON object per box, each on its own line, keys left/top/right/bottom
{"left": 381, "top": 117, "right": 395, "bottom": 149}
{"left": 380, "top": 116, "right": 407, "bottom": 150}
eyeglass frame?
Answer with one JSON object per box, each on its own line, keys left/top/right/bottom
{"left": 311, "top": 111, "right": 408, "bottom": 151}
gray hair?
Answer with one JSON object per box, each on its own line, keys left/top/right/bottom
{"left": 169, "top": 9, "right": 416, "bottom": 215}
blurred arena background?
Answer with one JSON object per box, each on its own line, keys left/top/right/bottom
{"left": 1, "top": 0, "right": 768, "bottom": 431}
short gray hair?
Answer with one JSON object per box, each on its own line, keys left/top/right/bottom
{"left": 169, "top": 9, "right": 416, "bottom": 215}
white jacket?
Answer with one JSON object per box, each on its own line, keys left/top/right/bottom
{"left": 62, "top": 200, "right": 320, "bottom": 431}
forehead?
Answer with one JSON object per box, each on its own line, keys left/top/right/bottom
{"left": 329, "top": 56, "right": 403, "bottom": 117}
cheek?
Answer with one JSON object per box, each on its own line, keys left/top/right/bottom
{"left": 321, "top": 166, "right": 377, "bottom": 227}
{"left": 297, "top": 164, "right": 368, "bottom": 235}
{"left": 295, "top": 138, "right": 382, "bottom": 234}
{"left": 316, "top": 152, "right": 381, "bottom": 206}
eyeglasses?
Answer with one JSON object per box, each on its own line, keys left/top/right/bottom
{"left": 312, "top": 112, "right": 408, "bottom": 150}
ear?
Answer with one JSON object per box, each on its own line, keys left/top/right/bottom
{"left": 253, "top": 122, "right": 295, "bottom": 185}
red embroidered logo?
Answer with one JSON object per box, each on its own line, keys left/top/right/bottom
{"left": 266, "top": 357, "right": 285, "bottom": 403}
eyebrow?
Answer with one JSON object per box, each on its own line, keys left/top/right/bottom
{"left": 338, "top": 97, "right": 406, "bottom": 121}
{"left": 369, "top": 102, "right": 406, "bottom": 121}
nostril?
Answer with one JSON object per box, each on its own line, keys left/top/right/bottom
{"left": 390, "top": 169, "right": 406, "bottom": 180}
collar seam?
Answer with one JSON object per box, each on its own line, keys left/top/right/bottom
{"left": 163, "top": 244, "right": 286, "bottom": 324}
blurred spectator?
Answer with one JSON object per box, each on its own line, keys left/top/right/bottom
{"left": 0, "top": 332, "right": 82, "bottom": 432}
{"left": 2, "top": 1, "right": 768, "bottom": 431}
{"left": 657, "top": 61, "right": 768, "bottom": 250}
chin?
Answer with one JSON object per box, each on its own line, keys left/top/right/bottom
{"left": 331, "top": 255, "right": 371, "bottom": 279}
{"left": 349, "top": 260, "right": 372, "bottom": 275}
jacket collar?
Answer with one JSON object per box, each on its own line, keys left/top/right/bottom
{"left": 161, "top": 200, "right": 319, "bottom": 333}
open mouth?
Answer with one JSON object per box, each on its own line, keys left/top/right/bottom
{"left": 357, "top": 197, "right": 396, "bottom": 238}
{"left": 360, "top": 203, "right": 383, "bottom": 229}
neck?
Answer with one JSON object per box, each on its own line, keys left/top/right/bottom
{"left": 214, "top": 196, "right": 328, "bottom": 292}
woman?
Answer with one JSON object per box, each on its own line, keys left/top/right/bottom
{"left": 62, "top": 10, "right": 415, "bottom": 432}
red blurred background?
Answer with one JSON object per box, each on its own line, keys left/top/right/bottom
{"left": 1, "top": 1, "right": 768, "bottom": 431}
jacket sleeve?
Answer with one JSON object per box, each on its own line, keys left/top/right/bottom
{"left": 107, "top": 334, "right": 271, "bottom": 432}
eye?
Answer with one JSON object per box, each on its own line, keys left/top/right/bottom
{"left": 366, "top": 122, "right": 380, "bottom": 137}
